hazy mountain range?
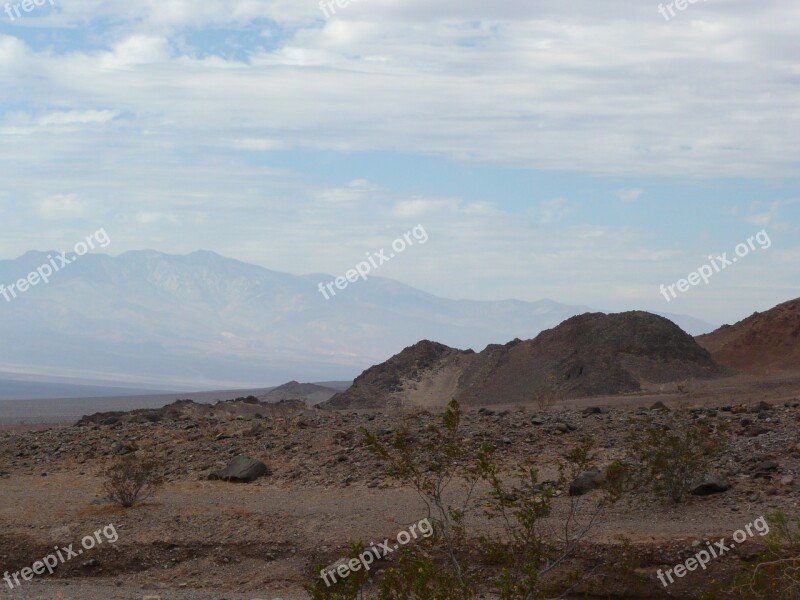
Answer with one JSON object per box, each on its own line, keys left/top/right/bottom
{"left": 0, "top": 250, "right": 714, "bottom": 394}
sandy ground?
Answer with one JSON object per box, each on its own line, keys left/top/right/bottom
{"left": 1, "top": 375, "right": 799, "bottom": 599}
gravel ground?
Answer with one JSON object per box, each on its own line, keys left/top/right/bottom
{"left": 0, "top": 579, "right": 302, "bottom": 600}
{"left": 1, "top": 387, "right": 799, "bottom": 599}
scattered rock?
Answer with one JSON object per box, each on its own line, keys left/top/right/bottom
{"left": 743, "top": 425, "right": 771, "bottom": 437}
{"left": 758, "top": 460, "right": 779, "bottom": 473}
{"left": 208, "top": 456, "right": 271, "bottom": 483}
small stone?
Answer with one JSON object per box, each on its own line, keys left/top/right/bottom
{"left": 758, "top": 460, "right": 779, "bottom": 473}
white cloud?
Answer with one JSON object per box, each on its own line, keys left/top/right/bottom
{"left": 38, "top": 110, "right": 118, "bottom": 127}
{"left": 616, "top": 188, "right": 643, "bottom": 203}
{"left": 0, "top": 1, "right": 796, "bottom": 177}
{"left": 744, "top": 200, "right": 799, "bottom": 227}
{"left": 392, "top": 198, "right": 461, "bottom": 218}
{"left": 36, "top": 194, "right": 87, "bottom": 219}
{"left": 227, "top": 138, "right": 283, "bottom": 151}
{"left": 533, "top": 199, "right": 572, "bottom": 225}
{"left": 316, "top": 179, "right": 378, "bottom": 205}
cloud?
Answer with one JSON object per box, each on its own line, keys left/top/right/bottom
{"left": 392, "top": 198, "right": 462, "bottom": 218}
{"left": 227, "top": 138, "right": 284, "bottom": 151}
{"left": 533, "top": 199, "right": 572, "bottom": 225}
{"left": 745, "top": 199, "right": 799, "bottom": 227}
{"left": 38, "top": 110, "right": 118, "bottom": 127}
{"left": 0, "top": 1, "right": 797, "bottom": 177}
{"left": 316, "top": 179, "right": 378, "bottom": 204}
{"left": 36, "top": 194, "right": 87, "bottom": 219}
{"left": 616, "top": 188, "right": 643, "bottom": 203}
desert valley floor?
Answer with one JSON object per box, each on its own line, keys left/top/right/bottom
{"left": 1, "top": 372, "right": 799, "bottom": 600}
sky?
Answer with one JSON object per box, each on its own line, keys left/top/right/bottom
{"left": 0, "top": 0, "right": 798, "bottom": 326}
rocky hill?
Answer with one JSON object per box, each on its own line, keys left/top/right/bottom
{"left": 321, "top": 341, "right": 470, "bottom": 409}
{"left": 259, "top": 381, "right": 341, "bottom": 405}
{"left": 697, "top": 297, "right": 800, "bottom": 375}
{"left": 323, "top": 311, "right": 728, "bottom": 409}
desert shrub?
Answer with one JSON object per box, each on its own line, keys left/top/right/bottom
{"left": 531, "top": 387, "right": 558, "bottom": 413}
{"left": 102, "top": 454, "right": 164, "bottom": 508}
{"left": 624, "top": 411, "right": 727, "bottom": 503}
{"left": 307, "top": 542, "right": 373, "bottom": 600}
{"left": 726, "top": 512, "right": 800, "bottom": 599}
{"left": 306, "top": 400, "right": 624, "bottom": 600}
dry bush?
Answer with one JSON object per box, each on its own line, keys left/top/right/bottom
{"left": 624, "top": 411, "right": 728, "bottom": 503}
{"left": 532, "top": 388, "right": 557, "bottom": 413}
{"left": 727, "top": 512, "right": 800, "bottom": 599}
{"left": 102, "top": 454, "right": 164, "bottom": 508}
{"left": 306, "top": 400, "right": 626, "bottom": 600}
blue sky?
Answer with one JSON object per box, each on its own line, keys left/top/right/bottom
{"left": 0, "top": 0, "right": 798, "bottom": 325}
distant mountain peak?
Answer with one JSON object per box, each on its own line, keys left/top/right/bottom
{"left": 0, "top": 249, "right": 715, "bottom": 390}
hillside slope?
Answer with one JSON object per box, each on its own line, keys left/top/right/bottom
{"left": 697, "top": 298, "right": 800, "bottom": 375}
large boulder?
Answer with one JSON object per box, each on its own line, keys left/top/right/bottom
{"left": 569, "top": 469, "right": 606, "bottom": 496}
{"left": 690, "top": 474, "right": 731, "bottom": 496}
{"left": 208, "top": 456, "right": 270, "bottom": 483}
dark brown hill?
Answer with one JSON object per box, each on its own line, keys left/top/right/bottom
{"left": 323, "top": 311, "right": 728, "bottom": 409}
{"left": 697, "top": 298, "right": 800, "bottom": 375}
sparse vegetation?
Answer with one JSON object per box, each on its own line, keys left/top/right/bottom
{"left": 102, "top": 454, "right": 164, "bottom": 508}
{"left": 305, "top": 400, "right": 625, "bottom": 599}
{"left": 727, "top": 512, "right": 800, "bottom": 599}
{"left": 531, "top": 387, "right": 558, "bottom": 413}
{"left": 624, "top": 411, "right": 728, "bottom": 503}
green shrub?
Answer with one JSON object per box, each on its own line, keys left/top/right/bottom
{"left": 307, "top": 400, "right": 624, "bottom": 599}
{"left": 624, "top": 411, "right": 727, "bottom": 503}
{"left": 102, "top": 454, "right": 164, "bottom": 508}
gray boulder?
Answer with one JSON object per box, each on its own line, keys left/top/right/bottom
{"left": 690, "top": 474, "right": 731, "bottom": 496}
{"left": 569, "top": 469, "right": 606, "bottom": 496}
{"left": 208, "top": 456, "right": 270, "bottom": 483}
